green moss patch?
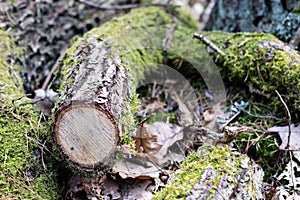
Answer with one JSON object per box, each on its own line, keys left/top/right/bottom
{"left": 154, "top": 145, "right": 245, "bottom": 199}
{"left": 200, "top": 31, "right": 300, "bottom": 116}
{"left": 0, "top": 29, "right": 58, "bottom": 198}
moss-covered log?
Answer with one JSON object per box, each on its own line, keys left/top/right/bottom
{"left": 201, "top": 31, "right": 300, "bottom": 118}
{"left": 54, "top": 6, "right": 300, "bottom": 173}
{"left": 53, "top": 6, "right": 199, "bottom": 172}
{"left": 0, "top": 30, "right": 58, "bottom": 198}
{"left": 154, "top": 145, "right": 264, "bottom": 199}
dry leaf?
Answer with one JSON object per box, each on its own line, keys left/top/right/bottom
{"left": 65, "top": 175, "right": 121, "bottom": 199}
{"left": 112, "top": 157, "right": 160, "bottom": 179}
{"left": 121, "top": 179, "right": 154, "bottom": 200}
{"left": 203, "top": 108, "right": 214, "bottom": 124}
{"left": 100, "top": 176, "right": 121, "bottom": 199}
{"left": 203, "top": 103, "right": 224, "bottom": 130}
{"left": 267, "top": 124, "right": 300, "bottom": 150}
{"left": 135, "top": 121, "right": 184, "bottom": 166}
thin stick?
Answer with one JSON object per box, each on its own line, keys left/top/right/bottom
{"left": 42, "top": 45, "right": 68, "bottom": 90}
{"left": 275, "top": 90, "right": 291, "bottom": 149}
{"left": 79, "top": 0, "right": 178, "bottom": 10}
{"left": 193, "top": 33, "right": 225, "bottom": 56}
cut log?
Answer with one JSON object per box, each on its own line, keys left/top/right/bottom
{"left": 53, "top": 102, "right": 119, "bottom": 169}
{"left": 52, "top": 6, "right": 199, "bottom": 171}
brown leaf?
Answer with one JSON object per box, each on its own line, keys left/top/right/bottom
{"left": 112, "top": 157, "right": 160, "bottom": 179}
{"left": 134, "top": 121, "right": 184, "bottom": 166}
{"left": 267, "top": 124, "right": 300, "bottom": 150}
{"left": 136, "top": 122, "right": 183, "bottom": 156}
{"left": 121, "top": 179, "right": 154, "bottom": 200}
{"left": 136, "top": 122, "right": 183, "bottom": 153}
{"left": 203, "top": 103, "right": 224, "bottom": 130}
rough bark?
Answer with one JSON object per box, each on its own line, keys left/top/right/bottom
{"left": 154, "top": 145, "right": 264, "bottom": 200}
{"left": 2, "top": 4, "right": 299, "bottom": 198}
{"left": 201, "top": 31, "right": 300, "bottom": 119}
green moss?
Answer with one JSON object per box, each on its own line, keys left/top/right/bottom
{"left": 120, "top": 91, "right": 140, "bottom": 150}
{"left": 0, "top": 30, "right": 58, "bottom": 198}
{"left": 200, "top": 31, "right": 300, "bottom": 116}
{"left": 154, "top": 145, "right": 245, "bottom": 199}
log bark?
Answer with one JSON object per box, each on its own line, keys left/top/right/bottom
{"left": 154, "top": 145, "right": 264, "bottom": 200}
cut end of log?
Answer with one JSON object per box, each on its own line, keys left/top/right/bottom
{"left": 53, "top": 102, "right": 119, "bottom": 170}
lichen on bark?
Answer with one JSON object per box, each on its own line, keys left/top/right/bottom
{"left": 0, "top": 29, "right": 58, "bottom": 198}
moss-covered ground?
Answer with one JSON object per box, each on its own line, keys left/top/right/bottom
{"left": 0, "top": 29, "right": 59, "bottom": 198}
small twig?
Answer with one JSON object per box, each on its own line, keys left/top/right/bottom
{"left": 237, "top": 38, "right": 251, "bottom": 48}
{"left": 40, "top": 140, "right": 47, "bottom": 172}
{"left": 42, "top": 44, "right": 68, "bottom": 90}
{"left": 241, "top": 109, "right": 285, "bottom": 121}
{"left": 18, "top": 96, "right": 44, "bottom": 106}
{"left": 79, "top": 0, "right": 179, "bottom": 10}
{"left": 193, "top": 33, "right": 225, "bottom": 56}
{"left": 219, "top": 110, "right": 241, "bottom": 131}
{"left": 275, "top": 90, "right": 291, "bottom": 149}
{"left": 212, "top": 186, "right": 226, "bottom": 200}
